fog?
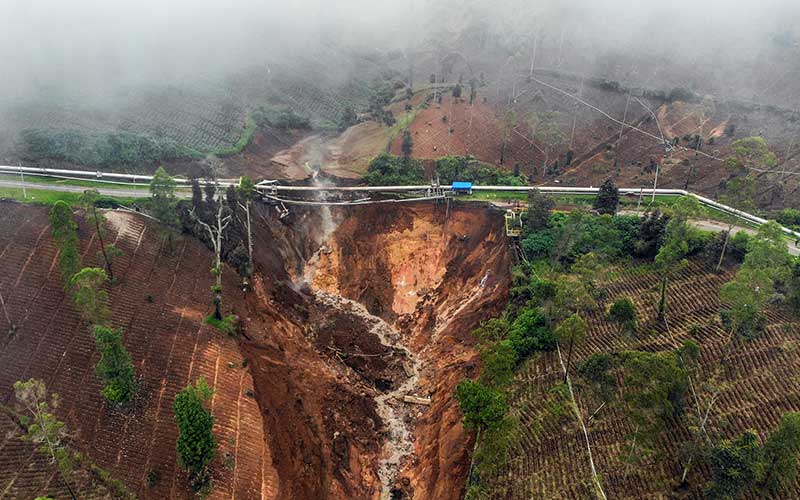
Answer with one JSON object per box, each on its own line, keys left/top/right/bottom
{"left": 1, "top": 0, "right": 798, "bottom": 106}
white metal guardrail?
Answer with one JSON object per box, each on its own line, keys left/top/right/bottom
{"left": 2, "top": 164, "right": 797, "bottom": 238}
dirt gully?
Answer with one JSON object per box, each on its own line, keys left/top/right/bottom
{"left": 237, "top": 201, "right": 512, "bottom": 499}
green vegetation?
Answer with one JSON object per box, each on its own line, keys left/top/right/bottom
{"left": 13, "top": 379, "right": 78, "bottom": 500}
{"left": 80, "top": 189, "right": 121, "bottom": 281}
{"left": 594, "top": 178, "right": 619, "bottom": 215}
{"left": 69, "top": 267, "right": 110, "bottom": 326}
{"left": 20, "top": 128, "right": 200, "bottom": 167}
{"left": 204, "top": 314, "right": 239, "bottom": 336}
{"left": 434, "top": 155, "right": 526, "bottom": 185}
{"left": 93, "top": 326, "right": 137, "bottom": 405}
{"left": 608, "top": 297, "right": 638, "bottom": 335}
{"left": 655, "top": 196, "right": 701, "bottom": 322}
{"left": 49, "top": 201, "right": 81, "bottom": 284}
{"left": 363, "top": 152, "right": 425, "bottom": 185}
{"left": 174, "top": 378, "right": 217, "bottom": 492}
{"left": 253, "top": 107, "right": 311, "bottom": 131}
{"left": 707, "top": 430, "right": 761, "bottom": 499}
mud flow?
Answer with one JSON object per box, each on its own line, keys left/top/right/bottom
{"left": 238, "top": 202, "right": 512, "bottom": 499}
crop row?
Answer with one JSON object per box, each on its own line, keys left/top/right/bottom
{"left": 0, "top": 203, "right": 273, "bottom": 499}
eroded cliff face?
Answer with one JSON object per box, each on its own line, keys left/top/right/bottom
{"left": 240, "top": 202, "right": 511, "bottom": 499}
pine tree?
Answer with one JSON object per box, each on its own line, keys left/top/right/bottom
{"left": 594, "top": 178, "right": 619, "bottom": 215}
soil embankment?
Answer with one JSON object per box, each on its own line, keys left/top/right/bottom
{"left": 0, "top": 199, "right": 510, "bottom": 500}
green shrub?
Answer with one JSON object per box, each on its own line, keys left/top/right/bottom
{"left": 455, "top": 379, "right": 509, "bottom": 431}
{"left": 174, "top": 378, "right": 217, "bottom": 478}
{"left": 21, "top": 128, "right": 199, "bottom": 167}
{"left": 363, "top": 153, "right": 425, "bottom": 185}
{"left": 93, "top": 325, "right": 136, "bottom": 404}
{"left": 507, "top": 308, "right": 556, "bottom": 359}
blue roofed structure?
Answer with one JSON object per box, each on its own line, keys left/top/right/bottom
{"left": 451, "top": 181, "right": 473, "bottom": 194}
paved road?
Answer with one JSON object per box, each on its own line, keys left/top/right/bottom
{"left": 0, "top": 180, "right": 190, "bottom": 199}
{"left": 2, "top": 179, "right": 798, "bottom": 256}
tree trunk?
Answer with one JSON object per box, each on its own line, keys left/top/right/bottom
{"left": 93, "top": 207, "right": 113, "bottom": 281}
{"left": 245, "top": 201, "right": 253, "bottom": 276}
{"left": 564, "top": 336, "right": 575, "bottom": 383}
{"left": 657, "top": 275, "right": 668, "bottom": 322}
{"left": 716, "top": 225, "right": 733, "bottom": 272}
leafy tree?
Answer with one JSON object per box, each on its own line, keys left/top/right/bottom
{"left": 174, "top": 378, "right": 217, "bottom": 479}
{"left": 150, "top": 166, "right": 178, "bottom": 226}
{"left": 721, "top": 222, "right": 791, "bottom": 340}
{"left": 507, "top": 307, "right": 556, "bottom": 359}
{"left": 525, "top": 188, "right": 554, "bottom": 232}
{"left": 363, "top": 153, "right": 425, "bottom": 185}
{"left": 725, "top": 136, "right": 777, "bottom": 175}
{"left": 552, "top": 209, "right": 588, "bottom": 264}
{"left": 14, "top": 379, "right": 77, "bottom": 500}
{"left": 759, "top": 412, "right": 800, "bottom": 493}
{"left": 655, "top": 196, "right": 700, "bottom": 323}
{"left": 594, "top": 178, "right": 619, "bottom": 215}
{"left": 620, "top": 351, "right": 687, "bottom": 448}
{"left": 93, "top": 325, "right": 136, "bottom": 404}
{"left": 69, "top": 267, "right": 110, "bottom": 325}
{"left": 455, "top": 379, "right": 509, "bottom": 431}
{"left": 716, "top": 177, "right": 756, "bottom": 271}
{"left": 634, "top": 210, "right": 670, "bottom": 258}
{"left": 554, "top": 313, "right": 587, "bottom": 382}
{"left": 577, "top": 353, "right": 617, "bottom": 402}
{"left": 479, "top": 340, "right": 517, "bottom": 388}
{"left": 473, "top": 317, "right": 510, "bottom": 343}
{"left": 401, "top": 129, "right": 413, "bottom": 157}
{"left": 707, "top": 430, "right": 761, "bottom": 500}
{"left": 608, "top": 297, "right": 638, "bottom": 335}
{"left": 452, "top": 84, "right": 462, "bottom": 98}
{"left": 340, "top": 106, "right": 358, "bottom": 132}
{"left": 80, "top": 189, "right": 120, "bottom": 282}
{"left": 49, "top": 201, "right": 81, "bottom": 284}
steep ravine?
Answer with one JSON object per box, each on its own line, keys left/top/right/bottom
{"left": 239, "top": 202, "right": 512, "bottom": 499}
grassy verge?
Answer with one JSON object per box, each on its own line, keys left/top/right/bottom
{"left": 0, "top": 173, "right": 155, "bottom": 191}
{"left": 0, "top": 186, "right": 147, "bottom": 206}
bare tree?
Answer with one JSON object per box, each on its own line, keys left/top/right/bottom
{"left": 190, "top": 176, "right": 232, "bottom": 320}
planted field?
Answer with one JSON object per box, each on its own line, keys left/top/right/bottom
{"left": 485, "top": 261, "right": 800, "bottom": 499}
{"left": 0, "top": 201, "right": 275, "bottom": 500}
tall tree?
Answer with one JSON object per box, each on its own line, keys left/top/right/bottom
{"left": 401, "top": 129, "right": 413, "bottom": 157}
{"left": 149, "top": 166, "right": 178, "bottom": 226}
{"left": 79, "top": 189, "right": 120, "bottom": 282}
{"left": 174, "top": 378, "right": 217, "bottom": 482}
{"left": 594, "top": 178, "right": 619, "bottom": 215}
{"left": 655, "top": 196, "right": 700, "bottom": 324}
{"left": 190, "top": 181, "right": 232, "bottom": 320}
{"left": 236, "top": 176, "right": 257, "bottom": 279}
{"left": 49, "top": 201, "right": 81, "bottom": 284}
{"left": 69, "top": 267, "right": 110, "bottom": 325}
{"left": 721, "top": 222, "right": 791, "bottom": 342}
{"left": 93, "top": 325, "right": 136, "bottom": 405}
{"left": 13, "top": 379, "right": 78, "bottom": 500}
{"left": 716, "top": 176, "right": 756, "bottom": 271}
{"left": 707, "top": 430, "right": 761, "bottom": 499}
{"left": 759, "top": 412, "right": 800, "bottom": 493}
{"left": 725, "top": 136, "right": 778, "bottom": 176}
{"left": 554, "top": 313, "right": 587, "bottom": 382}
{"left": 525, "top": 188, "right": 554, "bottom": 232}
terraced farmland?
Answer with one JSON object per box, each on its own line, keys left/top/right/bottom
{"left": 0, "top": 201, "right": 275, "bottom": 500}
{"left": 485, "top": 262, "right": 800, "bottom": 499}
